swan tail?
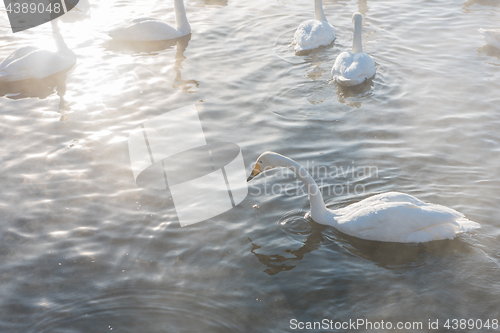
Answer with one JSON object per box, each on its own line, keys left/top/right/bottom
{"left": 479, "top": 28, "right": 492, "bottom": 41}
{"left": 335, "top": 75, "right": 364, "bottom": 87}
{"left": 455, "top": 217, "right": 481, "bottom": 232}
{"left": 405, "top": 218, "right": 480, "bottom": 243}
{"left": 293, "top": 20, "right": 335, "bottom": 53}
{"left": 478, "top": 28, "right": 496, "bottom": 37}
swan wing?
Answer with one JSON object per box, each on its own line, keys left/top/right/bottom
{"left": 107, "top": 18, "right": 159, "bottom": 37}
{"left": 293, "top": 20, "right": 335, "bottom": 52}
{"left": 479, "top": 28, "right": 500, "bottom": 49}
{"left": 108, "top": 18, "right": 159, "bottom": 36}
{"left": 335, "top": 192, "right": 425, "bottom": 214}
{"left": 0, "top": 46, "right": 39, "bottom": 69}
{"left": 0, "top": 49, "right": 75, "bottom": 82}
{"left": 332, "top": 51, "right": 375, "bottom": 86}
{"left": 108, "top": 19, "right": 182, "bottom": 41}
{"left": 334, "top": 192, "right": 479, "bottom": 243}
{"left": 131, "top": 17, "right": 159, "bottom": 24}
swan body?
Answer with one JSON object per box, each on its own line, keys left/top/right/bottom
{"left": 479, "top": 28, "right": 500, "bottom": 49}
{"left": 0, "top": 21, "right": 76, "bottom": 83}
{"left": 247, "top": 152, "right": 480, "bottom": 243}
{"left": 332, "top": 12, "right": 375, "bottom": 86}
{"left": 293, "top": 0, "right": 335, "bottom": 53}
{"left": 108, "top": 0, "right": 190, "bottom": 41}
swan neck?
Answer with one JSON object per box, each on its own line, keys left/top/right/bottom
{"left": 51, "top": 20, "right": 71, "bottom": 54}
{"left": 352, "top": 18, "right": 363, "bottom": 53}
{"left": 276, "top": 155, "right": 329, "bottom": 221}
{"left": 314, "top": 0, "right": 327, "bottom": 21}
{"left": 174, "top": 0, "right": 190, "bottom": 33}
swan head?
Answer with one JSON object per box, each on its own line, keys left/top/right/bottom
{"left": 352, "top": 12, "right": 362, "bottom": 25}
{"left": 247, "top": 151, "right": 286, "bottom": 182}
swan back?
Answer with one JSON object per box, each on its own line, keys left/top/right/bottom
{"left": 0, "top": 46, "right": 38, "bottom": 69}
{"left": 0, "top": 20, "right": 75, "bottom": 82}
{"left": 331, "top": 192, "right": 480, "bottom": 243}
{"left": 109, "top": 19, "right": 180, "bottom": 41}
{"left": 332, "top": 51, "right": 375, "bottom": 86}
{"left": 0, "top": 49, "right": 75, "bottom": 82}
{"left": 293, "top": 0, "right": 335, "bottom": 52}
{"left": 294, "top": 20, "right": 335, "bottom": 52}
{"left": 108, "top": 0, "right": 190, "bottom": 42}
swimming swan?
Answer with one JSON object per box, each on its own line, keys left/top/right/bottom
{"left": 479, "top": 28, "right": 500, "bottom": 49}
{"left": 247, "top": 152, "right": 480, "bottom": 243}
{"left": 293, "top": 0, "right": 335, "bottom": 53}
{"left": 108, "top": 0, "right": 190, "bottom": 41}
{"left": 0, "top": 20, "right": 76, "bottom": 83}
{"left": 332, "top": 12, "right": 375, "bottom": 86}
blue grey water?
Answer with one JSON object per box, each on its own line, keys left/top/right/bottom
{"left": 1, "top": 0, "right": 500, "bottom": 331}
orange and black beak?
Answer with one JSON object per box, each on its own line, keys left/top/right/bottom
{"left": 247, "top": 163, "right": 261, "bottom": 182}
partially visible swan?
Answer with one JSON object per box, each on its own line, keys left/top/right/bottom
{"left": 247, "top": 152, "right": 480, "bottom": 243}
{"left": 108, "top": 0, "right": 190, "bottom": 41}
{"left": 293, "top": 0, "right": 335, "bottom": 53}
{"left": 479, "top": 28, "right": 500, "bottom": 49}
{"left": 331, "top": 12, "right": 375, "bottom": 86}
{"left": 0, "top": 20, "right": 76, "bottom": 83}
{"left": 60, "top": 0, "right": 91, "bottom": 22}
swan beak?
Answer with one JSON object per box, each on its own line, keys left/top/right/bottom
{"left": 247, "top": 163, "right": 261, "bottom": 182}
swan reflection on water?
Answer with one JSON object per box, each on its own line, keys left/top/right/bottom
{"left": 357, "top": 0, "right": 369, "bottom": 16}
{"left": 105, "top": 35, "right": 199, "bottom": 93}
{"left": 171, "top": 36, "right": 199, "bottom": 93}
{"left": 249, "top": 218, "right": 478, "bottom": 275}
{"left": 199, "top": 0, "right": 228, "bottom": 6}
{"left": 249, "top": 225, "right": 427, "bottom": 275}
{"left": 335, "top": 77, "right": 374, "bottom": 107}
{"left": 248, "top": 225, "right": 326, "bottom": 276}
{"left": 478, "top": 44, "right": 500, "bottom": 60}
{"left": 0, "top": 69, "right": 72, "bottom": 120}
{"left": 463, "top": 0, "right": 500, "bottom": 10}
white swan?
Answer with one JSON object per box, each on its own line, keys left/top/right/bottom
{"left": 247, "top": 152, "right": 480, "bottom": 243}
{"left": 0, "top": 20, "right": 76, "bottom": 83}
{"left": 479, "top": 28, "right": 500, "bottom": 50}
{"left": 60, "top": 0, "right": 91, "bottom": 22}
{"left": 108, "top": 0, "right": 190, "bottom": 41}
{"left": 293, "top": 0, "right": 335, "bottom": 53}
{"left": 331, "top": 12, "right": 375, "bottom": 86}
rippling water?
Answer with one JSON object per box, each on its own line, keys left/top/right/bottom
{"left": 1, "top": 0, "right": 500, "bottom": 331}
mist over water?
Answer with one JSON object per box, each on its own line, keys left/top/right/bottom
{"left": 0, "top": 0, "right": 500, "bottom": 331}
